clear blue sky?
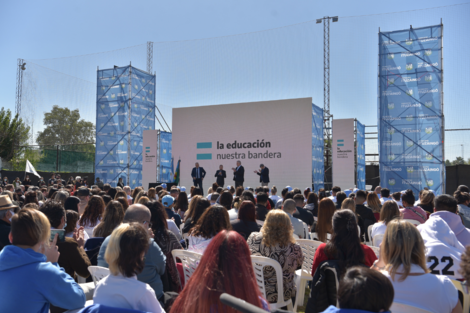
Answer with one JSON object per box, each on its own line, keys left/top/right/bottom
{"left": 0, "top": 0, "right": 469, "bottom": 160}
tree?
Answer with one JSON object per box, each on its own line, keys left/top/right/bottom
{"left": 0, "top": 108, "right": 30, "bottom": 161}
{"left": 452, "top": 156, "right": 466, "bottom": 166}
{"left": 36, "top": 106, "right": 95, "bottom": 152}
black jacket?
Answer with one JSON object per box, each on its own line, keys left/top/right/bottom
{"left": 256, "top": 167, "right": 270, "bottom": 183}
{"left": 294, "top": 206, "right": 314, "bottom": 226}
{"left": 305, "top": 260, "right": 340, "bottom": 313}
{"left": 0, "top": 219, "right": 11, "bottom": 252}
{"left": 230, "top": 220, "right": 260, "bottom": 240}
{"left": 255, "top": 204, "right": 268, "bottom": 221}
{"left": 191, "top": 167, "right": 206, "bottom": 180}
{"left": 233, "top": 166, "right": 245, "bottom": 183}
{"left": 356, "top": 204, "right": 377, "bottom": 241}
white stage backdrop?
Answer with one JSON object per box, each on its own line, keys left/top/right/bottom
{"left": 142, "top": 130, "right": 158, "bottom": 189}
{"left": 172, "top": 98, "right": 313, "bottom": 191}
{"left": 332, "top": 118, "right": 355, "bottom": 190}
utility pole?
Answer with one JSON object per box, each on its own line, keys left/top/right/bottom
{"left": 147, "top": 42, "right": 153, "bottom": 74}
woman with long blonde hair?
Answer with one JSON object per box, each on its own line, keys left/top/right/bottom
{"left": 366, "top": 192, "right": 382, "bottom": 221}
{"left": 247, "top": 210, "right": 304, "bottom": 303}
{"left": 372, "top": 219, "right": 461, "bottom": 313}
{"left": 370, "top": 200, "right": 400, "bottom": 246}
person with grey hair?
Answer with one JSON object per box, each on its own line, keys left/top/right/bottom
{"left": 283, "top": 199, "right": 305, "bottom": 239}
{"left": 232, "top": 160, "right": 245, "bottom": 188}
{"left": 97, "top": 204, "right": 166, "bottom": 302}
{"left": 254, "top": 164, "right": 270, "bottom": 187}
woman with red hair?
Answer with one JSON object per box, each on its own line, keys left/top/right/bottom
{"left": 170, "top": 230, "right": 269, "bottom": 313}
{"left": 230, "top": 201, "right": 261, "bottom": 240}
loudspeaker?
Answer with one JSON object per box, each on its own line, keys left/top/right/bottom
{"left": 148, "top": 182, "right": 177, "bottom": 191}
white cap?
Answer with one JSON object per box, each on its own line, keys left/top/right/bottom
{"left": 180, "top": 186, "right": 186, "bottom": 192}
{"left": 286, "top": 186, "right": 293, "bottom": 192}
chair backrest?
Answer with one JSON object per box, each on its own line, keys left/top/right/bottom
{"left": 84, "top": 237, "right": 105, "bottom": 266}
{"left": 390, "top": 301, "right": 432, "bottom": 313}
{"left": 365, "top": 185, "right": 372, "bottom": 191}
{"left": 302, "top": 222, "right": 309, "bottom": 239}
{"left": 372, "top": 234, "right": 384, "bottom": 247}
{"left": 88, "top": 266, "right": 110, "bottom": 287}
{"left": 403, "top": 219, "right": 422, "bottom": 226}
{"left": 250, "top": 255, "right": 285, "bottom": 305}
{"left": 367, "top": 224, "right": 373, "bottom": 245}
{"left": 310, "top": 232, "right": 331, "bottom": 242}
{"left": 296, "top": 239, "right": 322, "bottom": 275}
{"left": 256, "top": 219, "right": 264, "bottom": 227}
{"left": 357, "top": 225, "right": 361, "bottom": 238}
{"left": 369, "top": 245, "right": 380, "bottom": 258}
{"left": 171, "top": 249, "right": 203, "bottom": 284}
{"left": 179, "top": 222, "right": 185, "bottom": 235}
{"left": 452, "top": 279, "right": 470, "bottom": 313}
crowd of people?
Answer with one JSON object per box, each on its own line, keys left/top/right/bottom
{"left": 1, "top": 171, "right": 470, "bottom": 313}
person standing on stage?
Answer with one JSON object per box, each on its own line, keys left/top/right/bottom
{"left": 191, "top": 163, "right": 206, "bottom": 195}
{"left": 214, "top": 165, "right": 226, "bottom": 187}
{"left": 232, "top": 161, "right": 244, "bottom": 188}
{"left": 254, "top": 164, "right": 270, "bottom": 187}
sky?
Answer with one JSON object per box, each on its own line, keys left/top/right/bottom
{"left": 0, "top": 0, "right": 469, "bottom": 160}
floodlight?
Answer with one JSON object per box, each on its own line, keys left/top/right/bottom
{"left": 316, "top": 19, "right": 322, "bottom": 24}
{"left": 21, "top": 63, "right": 26, "bottom": 70}
{"left": 332, "top": 16, "right": 339, "bottom": 22}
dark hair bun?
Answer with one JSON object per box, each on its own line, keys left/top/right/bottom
{"left": 405, "top": 189, "right": 414, "bottom": 196}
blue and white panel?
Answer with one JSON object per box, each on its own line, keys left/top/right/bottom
{"left": 312, "top": 103, "right": 324, "bottom": 191}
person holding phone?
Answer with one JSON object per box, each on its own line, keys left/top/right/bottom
{"left": 0, "top": 208, "right": 86, "bottom": 313}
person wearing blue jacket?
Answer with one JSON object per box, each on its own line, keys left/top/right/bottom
{"left": 0, "top": 208, "right": 85, "bottom": 313}
{"left": 319, "top": 267, "right": 393, "bottom": 313}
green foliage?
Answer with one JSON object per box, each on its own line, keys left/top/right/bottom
{"left": 36, "top": 105, "right": 95, "bottom": 151}
{"left": 0, "top": 108, "right": 30, "bottom": 161}
{"left": 446, "top": 157, "right": 470, "bottom": 166}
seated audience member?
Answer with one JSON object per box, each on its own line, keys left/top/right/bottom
{"left": 94, "top": 223, "right": 164, "bottom": 312}
{"left": 115, "top": 196, "right": 129, "bottom": 212}
{"left": 162, "top": 195, "right": 182, "bottom": 228}
{"left": 76, "top": 187, "right": 91, "bottom": 215}
{"left": 335, "top": 192, "right": 347, "bottom": 210}
{"left": 40, "top": 201, "right": 91, "bottom": 280}
{"left": 459, "top": 245, "right": 470, "bottom": 282}
{"left": 0, "top": 195, "right": 17, "bottom": 251}
{"left": 65, "top": 210, "right": 89, "bottom": 241}
{"left": 392, "top": 191, "right": 403, "bottom": 207}
{"left": 312, "top": 198, "right": 335, "bottom": 242}
{"left": 304, "top": 192, "right": 319, "bottom": 217}
{"left": 182, "top": 196, "right": 209, "bottom": 234}
{"left": 170, "top": 230, "right": 269, "bottom": 313}
{"left": 321, "top": 267, "right": 394, "bottom": 313}
{"left": 254, "top": 192, "right": 269, "bottom": 221}
{"left": 147, "top": 188, "right": 158, "bottom": 201}
{"left": 418, "top": 214, "right": 465, "bottom": 280}
{"left": 400, "top": 189, "right": 427, "bottom": 224}
{"left": 79, "top": 195, "right": 105, "bottom": 238}
{"left": 355, "top": 190, "right": 377, "bottom": 241}
{"left": 329, "top": 186, "right": 341, "bottom": 203}
{"left": 218, "top": 191, "right": 233, "bottom": 214}
{"left": 270, "top": 185, "right": 281, "bottom": 204}
{"left": 93, "top": 200, "right": 125, "bottom": 238}
{"left": 188, "top": 205, "right": 231, "bottom": 253}
{"left": 293, "top": 194, "right": 314, "bottom": 227}
{"left": 0, "top": 208, "right": 85, "bottom": 312}
{"left": 341, "top": 198, "right": 366, "bottom": 240}
{"left": 283, "top": 199, "right": 305, "bottom": 238}
{"left": 373, "top": 219, "right": 461, "bottom": 313}
{"left": 311, "top": 209, "right": 377, "bottom": 277}
{"left": 366, "top": 192, "right": 382, "bottom": 222}
{"left": 147, "top": 201, "right": 182, "bottom": 292}
{"left": 380, "top": 188, "right": 393, "bottom": 204}
{"left": 231, "top": 201, "right": 261, "bottom": 240}
{"left": 454, "top": 190, "right": 470, "bottom": 228}
{"left": 419, "top": 190, "right": 435, "bottom": 215}
{"left": 248, "top": 210, "right": 303, "bottom": 303}
{"left": 24, "top": 190, "right": 40, "bottom": 207}
{"left": 97, "top": 204, "right": 166, "bottom": 301}
{"left": 64, "top": 196, "right": 80, "bottom": 213}
{"left": 275, "top": 187, "right": 289, "bottom": 209}
{"left": 429, "top": 194, "right": 470, "bottom": 247}
{"left": 370, "top": 200, "right": 400, "bottom": 247}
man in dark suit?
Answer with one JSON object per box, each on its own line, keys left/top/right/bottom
{"left": 232, "top": 160, "right": 244, "bottom": 188}
{"left": 355, "top": 190, "right": 377, "bottom": 242}
{"left": 254, "top": 164, "right": 270, "bottom": 187}
{"left": 293, "top": 194, "right": 314, "bottom": 227}
{"left": 214, "top": 165, "right": 226, "bottom": 187}
{"left": 191, "top": 162, "right": 206, "bottom": 194}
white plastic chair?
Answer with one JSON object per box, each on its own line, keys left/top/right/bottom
{"left": 250, "top": 255, "right": 294, "bottom": 311}
{"left": 357, "top": 225, "right": 361, "bottom": 238}
{"left": 452, "top": 279, "right": 470, "bottom": 313}
{"left": 403, "top": 219, "right": 422, "bottom": 226}
{"left": 366, "top": 185, "right": 372, "bottom": 191}
{"left": 369, "top": 245, "right": 380, "bottom": 258}
{"left": 367, "top": 224, "right": 373, "bottom": 246}
{"left": 310, "top": 232, "right": 331, "bottom": 241}
{"left": 256, "top": 219, "right": 264, "bottom": 227}
{"left": 293, "top": 240, "right": 322, "bottom": 311}
{"left": 372, "top": 234, "right": 384, "bottom": 247}
{"left": 302, "top": 222, "right": 309, "bottom": 239}
{"left": 87, "top": 266, "right": 110, "bottom": 287}
{"left": 171, "top": 249, "right": 203, "bottom": 284}
{"left": 390, "top": 301, "right": 432, "bottom": 313}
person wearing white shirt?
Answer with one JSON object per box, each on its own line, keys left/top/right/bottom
{"left": 379, "top": 188, "right": 392, "bottom": 205}
{"left": 94, "top": 223, "right": 164, "bottom": 313}
{"left": 370, "top": 200, "right": 400, "bottom": 247}
{"left": 328, "top": 186, "right": 341, "bottom": 204}
{"left": 372, "top": 219, "right": 461, "bottom": 313}
{"left": 167, "top": 219, "right": 182, "bottom": 241}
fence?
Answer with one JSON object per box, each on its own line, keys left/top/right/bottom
{"left": 2, "top": 144, "right": 95, "bottom": 173}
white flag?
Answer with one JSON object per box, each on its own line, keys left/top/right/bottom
{"left": 25, "top": 160, "right": 40, "bottom": 178}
